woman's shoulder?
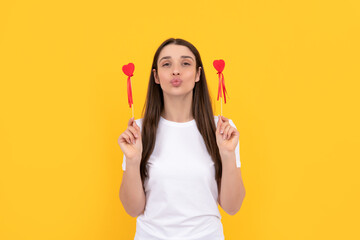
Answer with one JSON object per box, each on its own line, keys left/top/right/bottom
{"left": 134, "top": 118, "right": 143, "bottom": 128}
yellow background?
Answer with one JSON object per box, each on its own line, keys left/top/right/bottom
{"left": 1, "top": 0, "right": 359, "bottom": 239}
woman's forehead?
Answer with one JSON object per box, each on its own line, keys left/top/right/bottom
{"left": 158, "top": 44, "right": 195, "bottom": 61}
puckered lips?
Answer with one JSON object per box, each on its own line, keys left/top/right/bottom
{"left": 171, "top": 78, "right": 182, "bottom": 87}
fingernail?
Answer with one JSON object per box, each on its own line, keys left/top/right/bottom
{"left": 132, "top": 140, "right": 135, "bottom": 144}
{"left": 135, "top": 134, "right": 138, "bottom": 138}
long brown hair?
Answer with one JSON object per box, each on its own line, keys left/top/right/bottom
{"left": 139, "top": 38, "right": 223, "bottom": 194}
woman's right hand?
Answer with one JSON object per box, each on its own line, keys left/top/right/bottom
{"left": 118, "top": 117, "right": 143, "bottom": 166}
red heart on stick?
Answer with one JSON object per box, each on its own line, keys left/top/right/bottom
{"left": 122, "top": 63, "right": 135, "bottom": 77}
{"left": 213, "top": 59, "right": 225, "bottom": 73}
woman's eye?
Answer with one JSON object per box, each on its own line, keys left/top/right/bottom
{"left": 161, "top": 62, "right": 190, "bottom": 67}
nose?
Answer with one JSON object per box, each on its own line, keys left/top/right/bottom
{"left": 172, "top": 64, "right": 180, "bottom": 76}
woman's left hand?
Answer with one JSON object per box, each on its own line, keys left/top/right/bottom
{"left": 216, "top": 115, "right": 239, "bottom": 154}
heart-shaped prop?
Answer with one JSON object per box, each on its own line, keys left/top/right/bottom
{"left": 213, "top": 59, "right": 229, "bottom": 116}
{"left": 122, "top": 63, "right": 135, "bottom": 118}
{"left": 213, "top": 59, "right": 225, "bottom": 73}
{"left": 122, "top": 63, "right": 135, "bottom": 77}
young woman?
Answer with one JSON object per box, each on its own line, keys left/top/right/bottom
{"left": 118, "top": 38, "right": 246, "bottom": 240}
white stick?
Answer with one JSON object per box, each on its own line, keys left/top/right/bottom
{"left": 221, "top": 96, "right": 223, "bottom": 116}
{"left": 132, "top": 103, "right": 134, "bottom": 119}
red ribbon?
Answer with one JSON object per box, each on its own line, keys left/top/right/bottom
{"left": 217, "top": 72, "right": 229, "bottom": 103}
{"left": 127, "top": 74, "right": 133, "bottom": 108}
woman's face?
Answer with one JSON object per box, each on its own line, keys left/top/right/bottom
{"left": 153, "top": 44, "right": 201, "bottom": 97}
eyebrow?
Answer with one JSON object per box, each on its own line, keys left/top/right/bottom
{"left": 159, "top": 55, "right": 194, "bottom": 63}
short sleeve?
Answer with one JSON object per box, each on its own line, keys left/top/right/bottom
{"left": 229, "top": 119, "right": 241, "bottom": 168}
{"left": 122, "top": 154, "right": 127, "bottom": 171}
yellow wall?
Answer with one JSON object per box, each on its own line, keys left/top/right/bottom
{"left": 1, "top": 0, "right": 359, "bottom": 239}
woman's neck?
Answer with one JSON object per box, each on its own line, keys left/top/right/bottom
{"left": 161, "top": 92, "right": 194, "bottom": 123}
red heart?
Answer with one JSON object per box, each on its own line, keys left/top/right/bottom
{"left": 213, "top": 59, "right": 225, "bottom": 73}
{"left": 122, "top": 63, "right": 135, "bottom": 77}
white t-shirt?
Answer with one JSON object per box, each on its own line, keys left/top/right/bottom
{"left": 122, "top": 115, "right": 241, "bottom": 240}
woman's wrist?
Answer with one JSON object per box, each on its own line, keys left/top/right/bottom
{"left": 219, "top": 150, "right": 235, "bottom": 159}
{"left": 127, "top": 156, "right": 142, "bottom": 167}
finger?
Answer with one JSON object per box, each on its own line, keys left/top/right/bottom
{"left": 125, "top": 129, "right": 135, "bottom": 144}
{"left": 133, "top": 121, "right": 140, "bottom": 135}
{"left": 118, "top": 134, "right": 127, "bottom": 144}
{"left": 119, "top": 133, "right": 129, "bottom": 144}
{"left": 216, "top": 115, "right": 223, "bottom": 134}
{"left": 231, "top": 128, "right": 237, "bottom": 139}
{"left": 128, "top": 125, "right": 139, "bottom": 138}
{"left": 226, "top": 127, "right": 235, "bottom": 140}
{"left": 121, "top": 132, "right": 132, "bottom": 144}
{"left": 223, "top": 125, "right": 231, "bottom": 139}
{"left": 128, "top": 117, "right": 135, "bottom": 127}
{"left": 221, "top": 115, "right": 229, "bottom": 122}
{"left": 220, "top": 122, "right": 229, "bottom": 135}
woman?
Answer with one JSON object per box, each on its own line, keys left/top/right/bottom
{"left": 118, "top": 38, "right": 246, "bottom": 240}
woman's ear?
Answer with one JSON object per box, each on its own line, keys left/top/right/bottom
{"left": 153, "top": 69, "right": 159, "bottom": 84}
{"left": 195, "top": 66, "right": 201, "bottom": 82}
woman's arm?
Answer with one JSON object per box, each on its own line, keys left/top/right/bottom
{"left": 218, "top": 151, "right": 246, "bottom": 215}
{"left": 119, "top": 159, "right": 146, "bottom": 217}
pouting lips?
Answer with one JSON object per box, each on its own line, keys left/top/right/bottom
{"left": 171, "top": 79, "right": 182, "bottom": 86}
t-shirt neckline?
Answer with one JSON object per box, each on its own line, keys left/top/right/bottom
{"left": 160, "top": 116, "right": 196, "bottom": 127}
